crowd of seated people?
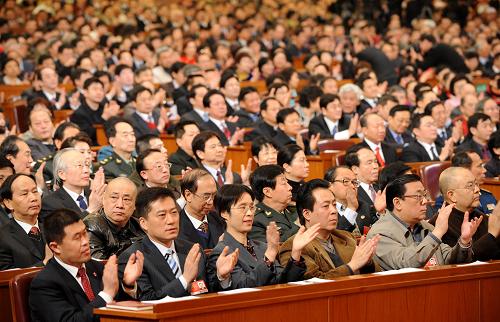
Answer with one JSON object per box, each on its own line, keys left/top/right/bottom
{"left": 0, "top": 0, "right": 499, "bottom": 321}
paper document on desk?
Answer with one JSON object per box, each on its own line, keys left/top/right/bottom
{"left": 457, "top": 261, "right": 488, "bottom": 267}
{"left": 143, "top": 295, "right": 199, "bottom": 304}
{"left": 218, "top": 288, "right": 261, "bottom": 295}
{"left": 288, "top": 278, "right": 333, "bottom": 285}
{"left": 373, "top": 268, "right": 424, "bottom": 275}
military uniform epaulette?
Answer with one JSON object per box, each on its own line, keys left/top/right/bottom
{"left": 100, "top": 156, "right": 113, "bottom": 165}
{"left": 480, "top": 188, "right": 493, "bottom": 195}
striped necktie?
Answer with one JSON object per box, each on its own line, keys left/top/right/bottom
{"left": 165, "top": 249, "right": 181, "bottom": 278}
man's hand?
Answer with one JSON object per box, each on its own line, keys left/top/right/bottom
{"left": 309, "top": 133, "right": 320, "bottom": 153}
{"left": 87, "top": 167, "right": 106, "bottom": 213}
{"left": 345, "top": 185, "right": 359, "bottom": 210}
{"left": 439, "top": 138, "right": 454, "bottom": 161}
{"left": 229, "top": 128, "right": 245, "bottom": 146}
{"left": 347, "top": 235, "right": 380, "bottom": 272}
{"left": 35, "top": 162, "right": 47, "bottom": 191}
{"left": 373, "top": 189, "right": 386, "bottom": 213}
{"left": 122, "top": 251, "right": 144, "bottom": 287}
{"left": 460, "top": 211, "right": 483, "bottom": 245}
{"left": 182, "top": 244, "right": 201, "bottom": 283}
{"left": 224, "top": 159, "right": 234, "bottom": 184}
{"left": 240, "top": 158, "right": 252, "bottom": 186}
{"left": 265, "top": 222, "right": 280, "bottom": 262}
{"left": 102, "top": 100, "right": 120, "bottom": 120}
{"left": 216, "top": 246, "right": 239, "bottom": 280}
{"left": 295, "top": 132, "right": 305, "bottom": 151}
{"left": 347, "top": 113, "right": 359, "bottom": 137}
{"left": 291, "top": 224, "right": 320, "bottom": 261}
{"left": 433, "top": 203, "right": 455, "bottom": 239}
{"left": 102, "top": 255, "right": 119, "bottom": 298}
{"left": 488, "top": 204, "right": 500, "bottom": 238}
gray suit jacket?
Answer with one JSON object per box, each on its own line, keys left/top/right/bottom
{"left": 207, "top": 231, "right": 305, "bottom": 291}
{"left": 366, "top": 212, "right": 472, "bottom": 270}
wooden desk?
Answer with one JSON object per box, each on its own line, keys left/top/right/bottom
{"left": 96, "top": 261, "right": 500, "bottom": 322}
{"left": 0, "top": 267, "right": 41, "bottom": 322}
{"left": 482, "top": 178, "right": 500, "bottom": 199}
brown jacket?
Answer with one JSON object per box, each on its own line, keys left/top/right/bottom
{"left": 279, "top": 229, "right": 379, "bottom": 279}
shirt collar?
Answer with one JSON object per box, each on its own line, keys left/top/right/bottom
{"left": 136, "top": 111, "right": 153, "bottom": 122}
{"left": 364, "top": 138, "right": 382, "bottom": 151}
{"left": 54, "top": 255, "right": 84, "bottom": 278}
{"left": 63, "top": 186, "right": 86, "bottom": 206}
{"left": 203, "top": 164, "right": 220, "bottom": 181}
{"left": 14, "top": 219, "right": 39, "bottom": 235}
{"left": 323, "top": 115, "right": 339, "bottom": 132}
{"left": 209, "top": 117, "right": 226, "bottom": 130}
{"left": 149, "top": 238, "right": 176, "bottom": 258}
{"left": 183, "top": 208, "right": 208, "bottom": 229}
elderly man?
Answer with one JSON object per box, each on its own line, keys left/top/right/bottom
{"left": 367, "top": 174, "right": 481, "bottom": 270}
{"left": 0, "top": 135, "right": 33, "bottom": 175}
{"left": 134, "top": 148, "right": 180, "bottom": 195}
{"left": 40, "top": 148, "right": 106, "bottom": 222}
{"left": 0, "top": 174, "right": 52, "bottom": 269}
{"left": 430, "top": 167, "right": 500, "bottom": 260}
{"left": 324, "top": 166, "right": 378, "bottom": 236}
{"left": 25, "top": 100, "right": 56, "bottom": 161}
{"left": 179, "top": 169, "right": 224, "bottom": 249}
{"left": 249, "top": 165, "right": 299, "bottom": 243}
{"left": 84, "top": 178, "right": 145, "bottom": 260}
{"left": 356, "top": 113, "right": 398, "bottom": 166}
{"left": 279, "top": 179, "right": 379, "bottom": 278}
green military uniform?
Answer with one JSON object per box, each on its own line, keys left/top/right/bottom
{"left": 100, "top": 151, "right": 136, "bottom": 181}
{"left": 249, "top": 202, "right": 299, "bottom": 243}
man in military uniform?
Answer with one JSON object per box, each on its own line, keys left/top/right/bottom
{"left": 249, "top": 164, "right": 299, "bottom": 243}
{"left": 435, "top": 151, "right": 497, "bottom": 214}
{"left": 100, "top": 117, "right": 137, "bottom": 181}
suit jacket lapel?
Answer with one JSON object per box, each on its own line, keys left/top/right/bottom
{"left": 50, "top": 258, "right": 92, "bottom": 300}
{"left": 331, "top": 231, "right": 353, "bottom": 265}
{"left": 58, "top": 188, "right": 82, "bottom": 213}
{"left": 224, "top": 232, "right": 257, "bottom": 269}
{"left": 9, "top": 221, "right": 43, "bottom": 260}
{"left": 85, "top": 261, "right": 103, "bottom": 296}
{"left": 310, "top": 238, "right": 335, "bottom": 268}
{"left": 179, "top": 210, "right": 203, "bottom": 245}
{"left": 142, "top": 236, "right": 176, "bottom": 280}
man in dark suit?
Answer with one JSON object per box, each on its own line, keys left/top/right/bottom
{"left": 0, "top": 156, "right": 14, "bottom": 227}
{"left": 201, "top": 89, "right": 244, "bottom": 146}
{"left": 274, "top": 108, "right": 318, "bottom": 155}
{"left": 192, "top": 131, "right": 243, "bottom": 187}
{"left": 251, "top": 97, "right": 281, "bottom": 140}
{"left": 357, "top": 75, "right": 379, "bottom": 115}
{"left": 413, "top": 34, "right": 469, "bottom": 74}
{"left": 179, "top": 84, "right": 209, "bottom": 124}
{"left": 325, "top": 166, "right": 379, "bottom": 236}
{"left": 30, "top": 209, "right": 143, "bottom": 322}
{"left": 456, "top": 113, "right": 494, "bottom": 160}
{"left": 179, "top": 169, "right": 224, "bottom": 249}
{"left": 309, "top": 94, "right": 354, "bottom": 140}
{"left": 424, "top": 101, "right": 455, "bottom": 148}
{"left": 345, "top": 146, "right": 384, "bottom": 222}
{"left": 169, "top": 120, "right": 201, "bottom": 176}
{"left": 356, "top": 113, "right": 398, "bottom": 166}
{"left": 25, "top": 102, "right": 57, "bottom": 161}
{"left": 234, "top": 87, "right": 261, "bottom": 129}
{"left": 0, "top": 174, "right": 51, "bottom": 270}
{"left": 127, "top": 85, "right": 163, "bottom": 138}
{"left": 28, "top": 67, "right": 66, "bottom": 110}
{"left": 353, "top": 38, "right": 398, "bottom": 86}
{"left": 401, "top": 114, "right": 453, "bottom": 162}
{"left": 40, "top": 149, "right": 106, "bottom": 222}
{"left": 384, "top": 105, "right": 413, "bottom": 148}
{"left": 118, "top": 187, "right": 213, "bottom": 300}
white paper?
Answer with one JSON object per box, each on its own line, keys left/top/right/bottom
{"left": 457, "top": 261, "right": 488, "bottom": 267}
{"left": 373, "top": 267, "right": 424, "bottom": 275}
{"left": 142, "top": 295, "right": 199, "bottom": 304}
{"left": 218, "top": 288, "right": 261, "bottom": 295}
{"left": 288, "top": 278, "right": 333, "bottom": 285}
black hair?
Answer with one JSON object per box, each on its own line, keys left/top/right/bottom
{"left": 249, "top": 165, "right": 285, "bottom": 202}
{"left": 389, "top": 105, "right": 411, "bottom": 117}
{"left": 83, "top": 77, "right": 104, "bottom": 90}
{"left": 114, "top": 64, "right": 133, "bottom": 76}
{"left": 296, "top": 179, "right": 331, "bottom": 225}
{"left": 378, "top": 94, "right": 398, "bottom": 107}
{"left": 131, "top": 85, "right": 152, "bottom": 102}
{"left": 277, "top": 144, "right": 302, "bottom": 167}
{"left": 174, "top": 119, "right": 199, "bottom": 139}
{"left": 60, "top": 133, "right": 92, "bottom": 149}
{"left": 424, "top": 101, "right": 444, "bottom": 116}
{"left": 238, "top": 86, "right": 258, "bottom": 102}
{"left": 219, "top": 70, "right": 238, "bottom": 88}
{"left": 251, "top": 137, "right": 277, "bottom": 157}
{"left": 104, "top": 117, "right": 134, "bottom": 139}
{"left": 385, "top": 174, "right": 421, "bottom": 211}
{"left": 203, "top": 89, "right": 225, "bottom": 108}
{"left": 298, "top": 86, "right": 323, "bottom": 108}
{"left": 451, "top": 150, "right": 477, "bottom": 168}
{"left": 420, "top": 33, "right": 436, "bottom": 44}
{"left": 135, "top": 134, "right": 160, "bottom": 154}
{"left": 214, "top": 184, "right": 255, "bottom": 216}
{"left": 0, "top": 155, "right": 14, "bottom": 171}
{"left": 0, "top": 135, "right": 24, "bottom": 159}
{"left": 319, "top": 94, "right": 340, "bottom": 109}
{"left": 53, "top": 121, "right": 81, "bottom": 141}
{"left": 410, "top": 113, "right": 431, "bottom": 131}
{"left": 136, "top": 148, "right": 162, "bottom": 176}
{"left": 468, "top": 113, "right": 491, "bottom": 133}
{"left": 180, "top": 168, "right": 213, "bottom": 198}
{"left": 42, "top": 209, "right": 82, "bottom": 244}
{"left": 192, "top": 131, "right": 220, "bottom": 161}
{"left": 260, "top": 97, "right": 281, "bottom": 111}
{"left": 378, "top": 161, "right": 412, "bottom": 191}
{"left": 276, "top": 108, "right": 299, "bottom": 124}
{"left": 324, "top": 165, "right": 351, "bottom": 182}
{"left": 135, "top": 187, "right": 177, "bottom": 218}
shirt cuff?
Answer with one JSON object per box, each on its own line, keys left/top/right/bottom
{"left": 178, "top": 275, "right": 188, "bottom": 290}
{"left": 218, "top": 275, "right": 232, "bottom": 289}
{"left": 121, "top": 282, "right": 138, "bottom": 299}
{"left": 342, "top": 208, "right": 358, "bottom": 225}
{"left": 98, "top": 291, "right": 113, "bottom": 304}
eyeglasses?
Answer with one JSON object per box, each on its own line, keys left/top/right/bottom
{"left": 455, "top": 181, "right": 480, "bottom": 191}
{"left": 193, "top": 192, "right": 216, "bottom": 202}
{"left": 402, "top": 191, "right": 431, "bottom": 203}
{"left": 333, "top": 179, "right": 360, "bottom": 187}
{"left": 145, "top": 162, "right": 172, "bottom": 171}
{"left": 231, "top": 204, "right": 256, "bottom": 213}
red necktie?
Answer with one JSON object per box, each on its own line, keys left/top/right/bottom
{"left": 375, "top": 147, "right": 385, "bottom": 167}
{"left": 216, "top": 170, "right": 224, "bottom": 186}
{"left": 77, "top": 266, "right": 95, "bottom": 301}
{"left": 222, "top": 123, "right": 231, "bottom": 141}
{"left": 28, "top": 226, "right": 41, "bottom": 240}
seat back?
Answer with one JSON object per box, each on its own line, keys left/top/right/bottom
{"left": 9, "top": 270, "right": 40, "bottom": 322}
{"left": 317, "top": 138, "right": 361, "bottom": 152}
{"left": 420, "top": 162, "right": 451, "bottom": 201}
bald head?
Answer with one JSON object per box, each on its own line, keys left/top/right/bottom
{"left": 103, "top": 177, "right": 137, "bottom": 227}
{"left": 106, "top": 177, "right": 137, "bottom": 196}
{"left": 439, "top": 167, "right": 474, "bottom": 200}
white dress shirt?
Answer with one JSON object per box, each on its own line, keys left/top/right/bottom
{"left": 364, "top": 138, "right": 385, "bottom": 162}
{"left": 149, "top": 239, "right": 188, "bottom": 289}
{"left": 323, "top": 116, "right": 351, "bottom": 140}
{"left": 14, "top": 219, "right": 39, "bottom": 234}
{"left": 417, "top": 140, "right": 439, "bottom": 160}
{"left": 184, "top": 208, "right": 208, "bottom": 231}
{"left": 63, "top": 186, "right": 88, "bottom": 211}
{"left": 336, "top": 202, "right": 358, "bottom": 225}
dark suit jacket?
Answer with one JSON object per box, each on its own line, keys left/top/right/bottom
{"left": 357, "top": 185, "right": 379, "bottom": 223}
{"left": 201, "top": 165, "right": 242, "bottom": 188}
{"left": 175, "top": 96, "right": 193, "bottom": 116}
{"left": 401, "top": 141, "right": 442, "bottom": 162}
{"left": 435, "top": 126, "right": 453, "bottom": 147}
{"left": 0, "top": 220, "right": 45, "bottom": 270}
{"left": 127, "top": 111, "right": 160, "bottom": 138}
{"left": 202, "top": 120, "right": 238, "bottom": 146}
{"left": 429, "top": 208, "right": 500, "bottom": 260}
{"left": 383, "top": 128, "right": 413, "bottom": 149}
{"left": 336, "top": 200, "right": 379, "bottom": 234}
{"left": 207, "top": 231, "right": 305, "bottom": 291}
{"left": 180, "top": 109, "right": 205, "bottom": 125}
{"left": 358, "top": 99, "right": 376, "bottom": 115}
{"left": 455, "top": 138, "right": 486, "bottom": 159}
{"left": 0, "top": 206, "right": 10, "bottom": 227}
{"left": 29, "top": 258, "right": 132, "bottom": 322}
{"left": 234, "top": 109, "right": 259, "bottom": 128}
{"left": 69, "top": 100, "right": 106, "bottom": 145}
{"left": 252, "top": 120, "right": 277, "bottom": 140}
{"left": 169, "top": 148, "right": 200, "bottom": 176}
{"left": 40, "top": 188, "right": 90, "bottom": 223}
{"left": 178, "top": 209, "right": 225, "bottom": 249}
{"left": 308, "top": 114, "right": 349, "bottom": 139}
{"left": 358, "top": 140, "right": 399, "bottom": 164}
{"left": 118, "top": 236, "right": 206, "bottom": 300}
